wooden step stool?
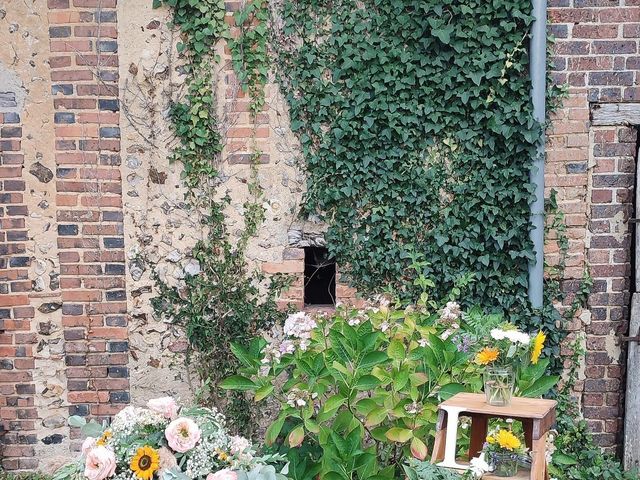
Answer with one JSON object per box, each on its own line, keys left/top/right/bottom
{"left": 431, "top": 393, "right": 557, "bottom": 480}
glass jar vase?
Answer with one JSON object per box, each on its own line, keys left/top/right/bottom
{"left": 490, "top": 452, "right": 519, "bottom": 477}
{"left": 483, "top": 366, "right": 515, "bottom": 406}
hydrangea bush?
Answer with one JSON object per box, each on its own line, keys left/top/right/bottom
{"left": 221, "top": 295, "right": 557, "bottom": 479}
{"left": 52, "top": 398, "right": 285, "bottom": 480}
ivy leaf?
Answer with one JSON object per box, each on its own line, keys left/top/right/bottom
{"left": 432, "top": 27, "right": 453, "bottom": 44}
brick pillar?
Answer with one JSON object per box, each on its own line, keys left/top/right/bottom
{"left": 0, "top": 107, "right": 39, "bottom": 470}
{"left": 47, "top": 0, "right": 129, "bottom": 441}
{"left": 548, "top": 0, "right": 640, "bottom": 454}
{"left": 583, "top": 125, "right": 636, "bottom": 447}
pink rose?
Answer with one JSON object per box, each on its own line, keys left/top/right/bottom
{"left": 84, "top": 446, "right": 116, "bottom": 480}
{"left": 81, "top": 437, "right": 97, "bottom": 456}
{"left": 228, "top": 435, "right": 251, "bottom": 456}
{"left": 207, "top": 470, "right": 238, "bottom": 480}
{"left": 164, "top": 417, "right": 201, "bottom": 453}
{"left": 147, "top": 397, "right": 179, "bottom": 419}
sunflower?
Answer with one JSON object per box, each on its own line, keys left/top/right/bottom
{"left": 96, "top": 430, "right": 112, "bottom": 446}
{"left": 130, "top": 446, "right": 160, "bottom": 480}
{"left": 495, "top": 429, "right": 521, "bottom": 451}
{"left": 475, "top": 347, "right": 499, "bottom": 365}
{"left": 531, "top": 331, "right": 546, "bottom": 364}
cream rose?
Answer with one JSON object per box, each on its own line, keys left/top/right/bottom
{"left": 84, "top": 446, "right": 116, "bottom": 480}
{"left": 81, "top": 437, "right": 97, "bottom": 456}
{"left": 206, "top": 470, "right": 238, "bottom": 480}
{"left": 164, "top": 417, "right": 201, "bottom": 453}
{"left": 147, "top": 397, "right": 179, "bottom": 419}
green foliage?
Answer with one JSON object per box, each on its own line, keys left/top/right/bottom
{"left": 542, "top": 189, "right": 592, "bottom": 373}
{"left": 549, "top": 339, "right": 639, "bottom": 480}
{"left": 404, "top": 459, "right": 468, "bottom": 480}
{"left": 153, "top": 0, "right": 227, "bottom": 65}
{"left": 169, "top": 70, "right": 222, "bottom": 188}
{"left": 273, "top": 0, "right": 547, "bottom": 324}
{"left": 222, "top": 290, "right": 557, "bottom": 479}
{"left": 151, "top": 0, "right": 287, "bottom": 435}
{"left": 0, "top": 472, "right": 51, "bottom": 480}
{"left": 229, "top": 0, "right": 270, "bottom": 115}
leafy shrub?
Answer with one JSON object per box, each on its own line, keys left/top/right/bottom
{"left": 404, "top": 459, "right": 470, "bottom": 480}
{"left": 222, "top": 291, "right": 557, "bottom": 479}
{"left": 0, "top": 472, "right": 50, "bottom": 480}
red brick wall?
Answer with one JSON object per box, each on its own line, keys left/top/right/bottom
{"left": 0, "top": 107, "right": 39, "bottom": 470}
{"left": 47, "top": 0, "right": 129, "bottom": 432}
{"left": 0, "top": 0, "right": 127, "bottom": 470}
{"left": 548, "top": 1, "right": 639, "bottom": 453}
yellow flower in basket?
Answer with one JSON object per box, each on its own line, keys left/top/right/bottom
{"left": 495, "top": 429, "right": 522, "bottom": 451}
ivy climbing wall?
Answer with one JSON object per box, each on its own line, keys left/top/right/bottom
{"left": 0, "top": 0, "right": 638, "bottom": 470}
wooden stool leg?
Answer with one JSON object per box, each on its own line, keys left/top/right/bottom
{"left": 468, "top": 414, "right": 488, "bottom": 460}
{"left": 530, "top": 432, "right": 548, "bottom": 480}
{"left": 431, "top": 410, "right": 447, "bottom": 463}
{"left": 523, "top": 419, "right": 533, "bottom": 450}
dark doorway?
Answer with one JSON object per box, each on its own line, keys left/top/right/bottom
{"left": 304, "top": 247, "right": 336, "bottom": 306}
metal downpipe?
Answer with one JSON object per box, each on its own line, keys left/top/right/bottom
{"left": 528, "top": 0, "right": 547, "bottom": 312}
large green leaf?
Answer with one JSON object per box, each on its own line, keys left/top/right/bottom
{"left": 360, "top": 351, "right": 389, "bottom": 370}
{"left": 385, "top": 427, "right": 413, "bottom": 443}
{"left": 521, "top": 375, "right": 559, "bottom": 398}
{"left": 387, "top": 339, "right": 406, "bottom": 361}
{"left": 219, "top": 375, "right": 257, "bottom": 391}
{"left": 354, "top": 375, "right": 382, "bottom": 390}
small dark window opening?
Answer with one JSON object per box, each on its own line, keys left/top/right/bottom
{"left": 304, "top": 247, "right": 336, "bottom": 306}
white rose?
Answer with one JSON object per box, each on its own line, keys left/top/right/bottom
{"left": 490, "top": 329, "right": 506, "bottom": 340}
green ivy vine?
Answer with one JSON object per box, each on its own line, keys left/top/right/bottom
{"left": 230, "top": 0, "right": 270, "bottom": 115}
{"left": 272, "top": 0, "right": 569, "bottom": 367}
{"left": 150, "top": 0, "right": 286, "bottom": 436}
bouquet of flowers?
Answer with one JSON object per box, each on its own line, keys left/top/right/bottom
{"left": 474, "top": 324, "right": 546, "bottom": 368}
{"left": 483, "top": 426, "right": 527, "bottom": 477}
{"left": 53, "top": 397, "right": 285, "bottom": 480}
{"left": 473, "top": 324, "right": 548, "bottom": 406}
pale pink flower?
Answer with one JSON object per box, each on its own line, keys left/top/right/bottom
{"left": 165, "top": 417, "right": 201, "bottom": 453}
{"left": 81, "top": 437, "right": 97, "bottom": 456}
{"left": 147, "top": 397, "right": 179, "bottom": 419}
{"left": 207, "top": 470, "right": 238, "bottom": 480}
{"left": 228, "top": 436, "right": 250, "bottom": 456}
{"left": 157, "top": 446, "right": 178, "bottom": 476}
{"left": 84, "top": 446, "right": 116, "bottom": 480}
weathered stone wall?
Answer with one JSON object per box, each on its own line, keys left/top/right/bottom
{"left": 0, "top": 0, "right": 364, "bottom": 470}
